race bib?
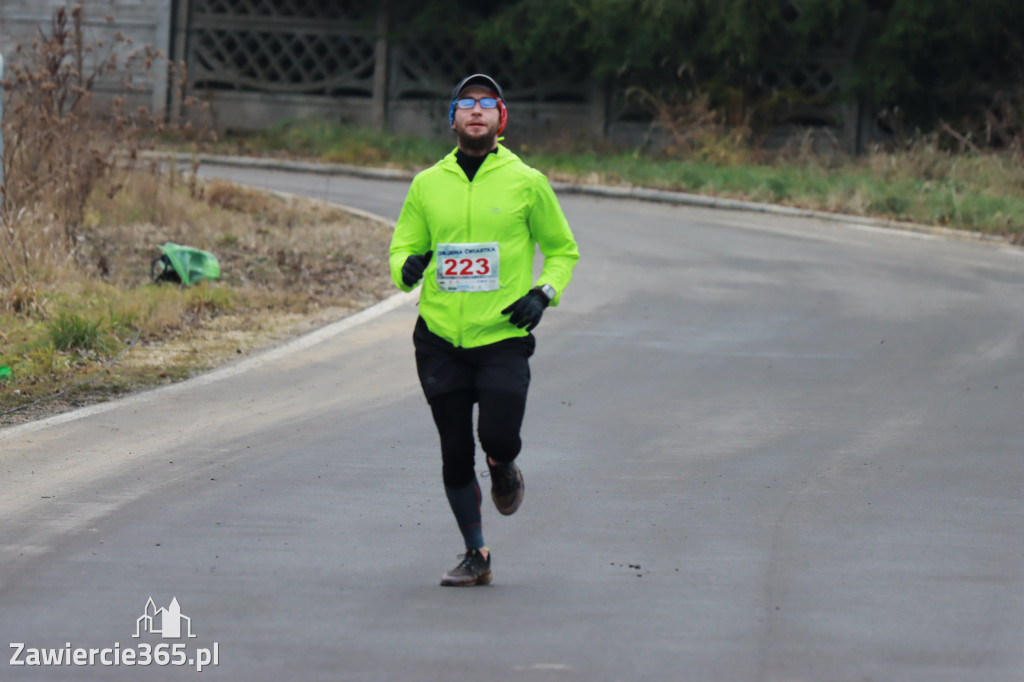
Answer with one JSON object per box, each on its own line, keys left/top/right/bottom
{"left": 436, "top": 242, "right": 500, "bottom": 292}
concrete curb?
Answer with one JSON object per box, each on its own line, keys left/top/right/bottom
{"left": 146, "top": 151, "right": 416, "bottom": 181}
{"left": 547, "top": 182, "right": 1015, "bottom": 247}
{"left": 0, "top": 290, "right": 419, "bottom": 439}
{"left": 146, "top": 151, "right": 1017, "bottom": 250}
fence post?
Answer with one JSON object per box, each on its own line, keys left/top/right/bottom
{"left": 169, "top": 0, "right": 191, "bottom": 126}
{"left": 372, "top": 1, "right": 389, "bottom": 130}
{"left": 1, "top": 53, "right": 5, "bottom": 190}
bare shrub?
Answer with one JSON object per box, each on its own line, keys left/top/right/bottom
{"left": 0, "top": 5, "right": 165, "bottom": 285}
{"left": 932, "top": 87, "right": 1024, "bottom": 190}
{"left": 626, "top": 77, "right": 755, "bottom": 165}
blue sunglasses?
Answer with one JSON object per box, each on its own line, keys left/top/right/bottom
{"left": 454, "top": 97, "right": 499, "bottom": 110}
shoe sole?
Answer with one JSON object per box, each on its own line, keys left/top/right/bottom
{"left": 440, "top": 570, "right": 493, "bottom": 587}
{"left": 492, "top": 466, "right": 524, "bottom": 516}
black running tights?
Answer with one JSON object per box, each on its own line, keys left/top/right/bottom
{"left": 429, "top": 388, "right": 527, "bottom": 489}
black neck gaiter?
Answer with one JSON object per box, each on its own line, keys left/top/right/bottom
{"left": 456, "top": 147, "right": 497, "bottom": 182}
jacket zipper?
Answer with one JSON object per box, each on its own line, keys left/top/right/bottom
{"left": 459, "top": 178, "right": 474, "bottom": 347}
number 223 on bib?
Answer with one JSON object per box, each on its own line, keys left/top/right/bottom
{"left": 435, "top": 242, "right": 500, "bottom": 292}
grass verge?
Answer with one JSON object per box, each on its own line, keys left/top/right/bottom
{"left": 203, "top": 121, "right": 1024, "bottom": 241}
{"left": 0, "top": 170, "right": 394, "bottom": 427}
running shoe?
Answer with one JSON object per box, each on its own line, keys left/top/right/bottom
{"left": 440, "top": 549, "right": 492, "bottom": 587}
{"left": 489, "top": 461, "right": 524, "bottom": 515}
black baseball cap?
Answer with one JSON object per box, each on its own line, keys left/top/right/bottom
{"left": 451, "top": 74, "right": 504, "bottom": 101}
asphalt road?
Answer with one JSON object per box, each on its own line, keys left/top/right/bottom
{"left": 2, "top": 165, "right": 1024, "bottom": 681}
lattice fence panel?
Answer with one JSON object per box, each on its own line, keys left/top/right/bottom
{"left": 188, "top": 0, "right": 375, "bottom": 95}
{"left": 195, "top": 0, "right": 370, "bottom": 19}
{"left": 760, "top": 62, "right": 840, "bottom": 99}
{"left": 391, "top": 37, "right": 590, "bottom": 103}
{"left": 758, "top": 0, "right": 845, "bottom": 99}
{"left": 753, "top": 0, "right": 849, "bottom": 124}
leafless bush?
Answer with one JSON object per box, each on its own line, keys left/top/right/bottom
{"left": 933, "top": 88, "right": 1024, "bottom": 154}
{"left": 982, "top": 90, "right": 1024, "bottom": 177}
{"left": 0, "top": 5, "right": 165, "bottom": 285}
{"left": 625, "top": 74, "right": 755, "bottom": 165}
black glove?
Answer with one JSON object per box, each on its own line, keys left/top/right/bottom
{"left": 401, "top": 250, "right": 432, "bottom": 287}
{"left": 501, "top": 288, "right": 550, "bottom": 332}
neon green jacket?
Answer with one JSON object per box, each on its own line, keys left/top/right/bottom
{"left": 390, "top": 144, "right": 580, "bottom": 348}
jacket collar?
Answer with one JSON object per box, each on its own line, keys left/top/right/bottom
{"left": 440, "top": 143, "right": 516, "bottom": 178}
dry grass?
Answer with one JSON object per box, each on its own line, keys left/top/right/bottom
{"left": 0, "top": 171, "right": 395, "bottom": 427}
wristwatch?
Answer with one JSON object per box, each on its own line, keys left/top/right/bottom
{"left": 538, "top": 283, "right": 557, "bottom": 302}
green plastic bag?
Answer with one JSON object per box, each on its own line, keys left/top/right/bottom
{"left": 151, "top": 242, "right": 220, "bottom": 285}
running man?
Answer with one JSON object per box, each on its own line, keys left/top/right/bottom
{"left": 389, "top": 73, "right": 580, "bottom": 586}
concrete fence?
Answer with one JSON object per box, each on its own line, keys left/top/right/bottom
{"left": 0, "top": 1, "right": 874, "bottom": 151}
